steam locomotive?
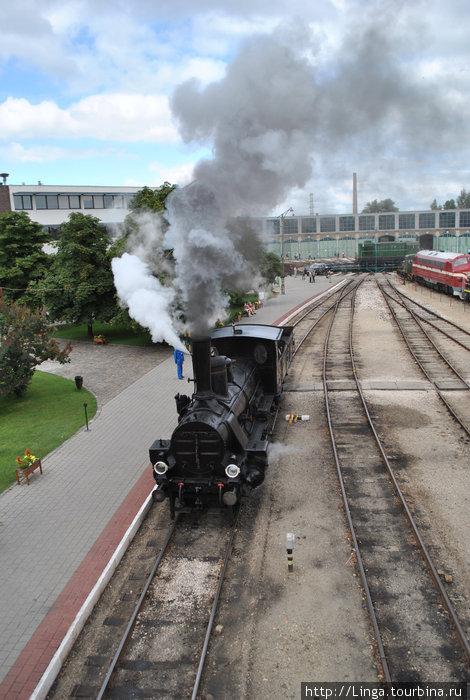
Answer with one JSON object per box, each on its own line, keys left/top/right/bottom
{"left": 149, "top": 323, "right": 295, "bottom": 518}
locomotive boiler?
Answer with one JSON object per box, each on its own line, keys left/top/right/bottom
{"left": 149, "top": 324, "right": 295, "bottom": 518}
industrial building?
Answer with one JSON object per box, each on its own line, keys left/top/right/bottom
{"left": 1, "top": 174, "right": 468, "bottom": 256}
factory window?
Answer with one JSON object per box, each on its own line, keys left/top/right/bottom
{"left": 300, "top": 217, "right": 317, "bottom": 233}
{"left": 103, "top": 195, "right": 115, "bottom": 208}
{"left": 35, "top": 194, "right": 59, "bottom": 209}
{"left": 93, "top": 195, "right": 104, "bottom": 208}
{"left": 378, "top": 214, "right": 395, "bottom": 230}
{"left": 339, "top": 216, "right": 355, "bottom": 232}
{"left": 439, "top": 211, "right": 456, "bottom": 228}
{"left": 359, "top": 215, "right": 375, "bottom": 231}
{"left": 320, "top": 217, "right": 336, "bottom": 233}
{"left": 83, "top": 195, "right": 94, "bottom": 209}
{"left": 13, "top": 195, "right": 32, "bottom": 210}
{"left": 419, "top": 212, "right": 435, "bottom": 229}
{"left": 459, "top": 211, "right": 470, "bottom": 227}
{"left": 267, "top": 219, "right": 280, "bottom": 235}
{"left": 399, "top": 214, "right": 415, "bottom": 229}
{"left": 283, "top": 217, "right": 298, "bottom": 234}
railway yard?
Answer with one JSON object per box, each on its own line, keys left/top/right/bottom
{"left": 43, "top": 273, "right": 470, "bottom": 698}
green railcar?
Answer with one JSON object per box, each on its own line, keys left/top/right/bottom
{"left": 358, "top": 241, "right": 419, "bottom": 259}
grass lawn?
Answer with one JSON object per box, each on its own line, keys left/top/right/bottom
{"left": 0, "top": 371, "right": 97, "bottom": 494}
{"left": 53, "top": 322, "right": 154, "bottom": 346}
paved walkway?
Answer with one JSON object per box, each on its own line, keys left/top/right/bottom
{"left": 0, "top": 274, "right": 336, "bottom": 699}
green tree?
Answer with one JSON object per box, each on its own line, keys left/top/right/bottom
{"left": 443, "top": 199, "right": 456, "bottom": 210}
{"left": 0, "top": 294, "right": 71, "bottom": 398}
{"left": 457, "top": 189, "right": 470, "bottom": 208}
{"left": 110, "top": 183, "right": 177, "bottom": 260}
{"left": 40, "top": 213, "right": 116, "bottom": 337}
{"left": 259, "top": 252, "right": 281, "bottom": 284}
{"left": 0, "top": 211, "right": 50, "bottom": 302}
{"left": 128, "top": 182, "right": 177, "bottom": 213}
{"left": 362, "top": 198, "right": 398, "bottom": 213}
{"left": 430, "top": 198, "right": 442, "bottom": 210}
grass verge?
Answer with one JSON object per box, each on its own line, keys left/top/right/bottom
{"left": 0, "top": 371, "right": 97, "bottom": 494}
{"left": 53, "top": 322, "right": 153, "bottom": 346}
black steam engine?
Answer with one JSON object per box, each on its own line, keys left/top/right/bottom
{"left": 149, "top": 324, "right": 295, "bottom": 518}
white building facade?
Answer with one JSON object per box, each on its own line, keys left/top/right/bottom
{"left": 1, "top": 182, "right": 142, "bottom": 237}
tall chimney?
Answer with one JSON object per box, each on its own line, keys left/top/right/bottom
{"left": 352, "top": 172, "right": 358, "bottom": 214}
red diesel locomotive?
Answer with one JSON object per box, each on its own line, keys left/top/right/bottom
{"left": 410, "top": 250, "right": 470, "bottom": 300}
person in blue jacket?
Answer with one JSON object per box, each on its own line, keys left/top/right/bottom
{"left": 174, "top": 348, "right": 185, "bottom": 379}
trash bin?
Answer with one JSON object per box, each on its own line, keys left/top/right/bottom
{"left": 74, "top": 375, "right": 83, "bottom": 390}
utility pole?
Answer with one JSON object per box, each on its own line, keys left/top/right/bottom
{"left": 279, "top": 207, "right": 293, "bottom": 295}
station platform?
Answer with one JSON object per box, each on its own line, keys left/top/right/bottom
{"left": 0, "top": 273, "right": 338, "bottom": 699}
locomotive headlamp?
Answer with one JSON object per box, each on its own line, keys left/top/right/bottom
{"left": 225, "top": 463, "right": 240, "bottom": 478}
{"left": 154, "top": 460, "right": 168, "bottom": 475}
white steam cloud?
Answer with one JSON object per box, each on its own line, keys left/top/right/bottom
{"left": 267, "top": 442, "right": 299, "bottom": 464}
{"left": 112, "top": 253, "right": 185, "bottom": 350}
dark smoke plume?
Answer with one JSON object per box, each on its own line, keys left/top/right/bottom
{"left": 114, "top": 12, "right": 464, "bottom": 341}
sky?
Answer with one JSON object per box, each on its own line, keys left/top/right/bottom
{"left": 1, "top": 0, "right": 470, "bottom": 216}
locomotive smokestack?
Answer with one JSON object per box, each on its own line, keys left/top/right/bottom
{"left": 192, "top": 337, "right": 213, "bottom": 397}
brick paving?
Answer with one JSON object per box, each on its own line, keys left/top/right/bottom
{"left": 39, "top": 340, "right": 172, "bottom": 406}
{"left": 0, "top": 275, "right": 334, "bottom": 699}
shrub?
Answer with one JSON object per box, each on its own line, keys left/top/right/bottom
{"left": 0, "top": 294, "right": 71, "bottom": 398}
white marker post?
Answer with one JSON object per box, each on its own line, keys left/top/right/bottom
{"left": 286, "top": 532, "right": 295, "bottom": 572}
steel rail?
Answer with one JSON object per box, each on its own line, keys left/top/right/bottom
{"left": 377, "top": 280, "right": 470, "bottom": 437}
{"left": 191, "top": 506, "right": 241, "bottom": 700}
{"left": 291, "top": 276, "right": 364, "bottom": 358}
{"left": 322, "top": 290, "right": 392, "bottom": 683}
{"left": 96, "top": 515, "right": 180, "bottom": 699}
{"left": 388, "top": 277, "right": 470, "bottom": 340}
{"left": 350, "top": 285, "right": 470, "bottom": 664}
{"left": 383, "top": 279, "right": 470, "bottom": 354}
{"left": 385, "top": 289, "right": 470, "bottom": 387}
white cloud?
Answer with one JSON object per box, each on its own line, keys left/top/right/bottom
{"left": 0, "top": 142, "right": 70, "bottom": 163}
{"left": 147, "top": 160, "right": 195, "bottom": 186}
{"left": 0, "top": 94, "right": 179, "bottom": 143}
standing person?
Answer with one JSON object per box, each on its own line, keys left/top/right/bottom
{"left": 174, "top": 348, "right": 185, "bottom": 379}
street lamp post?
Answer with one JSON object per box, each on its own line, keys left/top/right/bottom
{"left": 279, "top": 207, "right": 293, "bottom": 294}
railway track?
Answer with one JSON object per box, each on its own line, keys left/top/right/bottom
{"left": 377, "top": 275, "right": 470, "bottom": 436}
{"left": 47, "top": 276, "right": 470, "bottom": 695}
{"left": 48, "top": 508, "right": 239, "bottom": 699}
{"left": 319, "top": 282, "right": 470, "bottom": 681}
